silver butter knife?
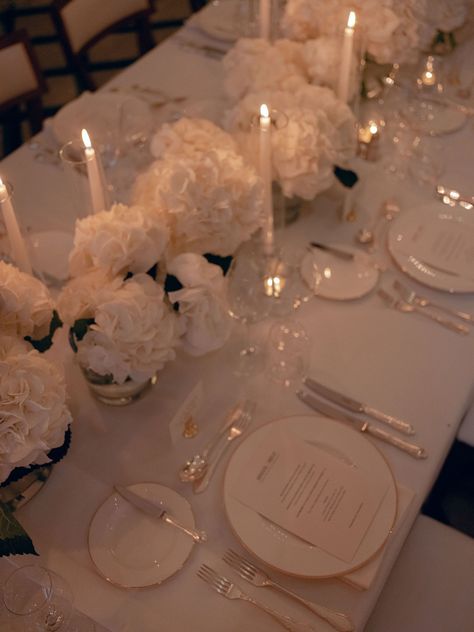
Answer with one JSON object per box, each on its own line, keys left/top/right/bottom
{"left": 114, "top": 485, "right": 207, "bottom": 543}
{"left": 310, "top": 242, "right": 354, "bottom": 261}
{"left": 297, "top": 390, "right": 427, "bottom": 460}
{"left": 303, "top": 377, "right": 415, "bottom": 435}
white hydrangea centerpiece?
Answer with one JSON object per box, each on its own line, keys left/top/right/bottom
{"left": 57, "top": 272, "right": 179, "bottom": 385}
{"left": 280, "top": 0, "right": 468, "bottom": 65}
{"left": 227, "top": 85, "right": 356, "bottom": 200}
{"left": 0, "top": 261, "right": 58, "bottom": 350}
{"left": 133, "top": 118, "right": 264, "bottom": 257}
{"left": 167, "top": 253, "right": 232, "bottom": 356}
{"left": 69, "top": 202, "right": 169, "bottom": 278}
{"left": 0, "top": 336, "right": 72, "bottom": 483}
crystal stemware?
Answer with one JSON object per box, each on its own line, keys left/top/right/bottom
{"left": 2, "top": 565, "right": 95, "bottom": 631}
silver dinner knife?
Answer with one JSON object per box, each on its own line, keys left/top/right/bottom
{"left": 114, "top": 485, "right": 207, "bottom": 543}
{"left": 310, "top": 242, "right": 355, "bottom": 261}
{"left": 303, "top": 377, "right": 415, "bottom": 435}
{"left": 297, "top": 390, "right": 427, "bottom": 460}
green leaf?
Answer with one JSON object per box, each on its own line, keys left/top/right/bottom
{"left": 25, "top": 310, "right": 63, "bottom": 353}
{"left": 0, "top": 501, "right": 37, "bottom": 557}
{"left": 69, "top": 318, "right": 95, "bottom": 353}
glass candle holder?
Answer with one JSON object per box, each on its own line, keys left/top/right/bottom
{"left": 59, "top": 139, "right": 110, "bottom": 218}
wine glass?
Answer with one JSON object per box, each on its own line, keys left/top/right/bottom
{"left": 227, "top": 242, "right": 270, "bottom": 377}
{"left": 265, "top": 318, "right": 310, "bottom": 388}
{"left": 2, "top": 565, "right": 95, "bottom": 631}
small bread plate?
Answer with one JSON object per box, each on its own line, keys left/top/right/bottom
{"left": 88, "top": 483, "right": 195, "bottom": 589}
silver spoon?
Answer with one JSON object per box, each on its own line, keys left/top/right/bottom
{"left": 356, "top": 200, "right": 400, "bottom": 245}
{"left": 179, "top": 403, "right": 246, "bottom": 482}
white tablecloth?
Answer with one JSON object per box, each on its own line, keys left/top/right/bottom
{"left": 1, "top": 6, "right": 474, "bottom": 631}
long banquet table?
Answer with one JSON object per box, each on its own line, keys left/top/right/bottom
{"left": 1, "top": 4, "right": 474, "bottom": 631}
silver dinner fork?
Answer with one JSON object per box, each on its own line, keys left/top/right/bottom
{"left": 378, "top": 288, "right": 469, "bottom": 335}
{"left": 193, "top": 401, "right": 255, "bottom": 493}
{"left": 197, "top": 564, "right": 316, "bottom": 632}
{"left": 223, "top": 549, "right": 354, "bottom": 632}
{"left": 393, "top": 280, "right": 474, "bottom": 322}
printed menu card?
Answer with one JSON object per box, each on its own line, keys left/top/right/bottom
{"left": 231, "top": 430, "right": 389, "bottom": 562}
{"left": 408, "top": 218, "right": 474, "bottom": 276}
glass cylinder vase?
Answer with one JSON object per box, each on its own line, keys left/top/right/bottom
{"left": 81, "top": 367, "right": 156, "bottom": 406}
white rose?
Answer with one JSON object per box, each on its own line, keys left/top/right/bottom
{"left": 76, "top": 274, "right": 178, "bottom": 383}
{"left": 167, "top": 253, "right": 231, "bottom": 356}
{"left": 427, "top": 0, "right": 468, "bottom": 33}
{"left": 0, "top": 261, "right": 55, "bottom": 340}
{"left": 0, "top": 336, "right": 72, "bottom": 483}
{"left": 69, "top": 202, "right": 169, "bottom": 277}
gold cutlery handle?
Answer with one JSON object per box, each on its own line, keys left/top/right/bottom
{"left": 243, "top": 594, "right": 317, "bottom": 632}
{"left": 363, "top": 423, "right": 428, "bottom": 459}
{"left": 271, "top": 581, "right": 354, "bottom": 632}
{"left": 364, "top": 406, "right": 415, "bottom": 435}
{"left": 423, "top": 299, "right": 473, "bottom": 323}
{"left": 162, "top": 513, "right": 207, "bottom": 543}
{"left": 412, "top": 305, "right": 469, "bottom": 335}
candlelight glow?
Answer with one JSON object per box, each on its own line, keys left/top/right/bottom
{"left": 260, "top": 103, "right": 270, "bottom": 119}
{"left": 81, "top": 128, "right": 92, "bottom": 149}
{"left": 369, "top": 122, "right": 378, "bottom": 135}
{"left": 347, "top": 10, "right": 356, "bottom": 28}
{"left": 0, "top": 176, "right": 5, "bottom": 191}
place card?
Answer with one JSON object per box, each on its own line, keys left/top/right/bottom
{"left": 168, "top": 381, "right": 203, "bottom": 445}
{"left": 409, "top": 219, "right": 474, "bottom": 276}
{"left": 231, "top": 429, "right": 389, "bottom": 562}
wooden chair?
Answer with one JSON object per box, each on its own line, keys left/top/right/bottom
{"left": 365, "top": 514, "right": 474, "bottom": 632}
{"left": 0, "top": 28, "right": 46, "bottom": 156}
{"left": 51, "top": 0, "right": 155, "bottom": 92}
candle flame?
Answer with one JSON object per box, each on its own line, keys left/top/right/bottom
{"left": 260, "top": 104, "right": 270, "bottom": 119}
{"left": 369, "top": 122, "right": 378, "bottom": 135}
{"left": 347, "top": 10, "right": 356, "bottom": 28}
{"left": 0, "top": 176, "right": 4, "bottom": 189}
{"left": 81, "top": 128, "right": 92, "bottom": 149}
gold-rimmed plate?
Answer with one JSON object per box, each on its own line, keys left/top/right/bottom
{"left": 223, "top": 415, "right": 397, "bottom": 578}
{"left": 88, "top": 483, "right": 195, "bottom": 589}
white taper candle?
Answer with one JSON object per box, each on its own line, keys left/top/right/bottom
{"left": 337, "top": 10, "right": 356, "bottom": 104}
{"left": 0, "top": 177, "right": 32, "bottom": 274}
{"left": 259, "top": 104, "right": 274, "bottom": 256}
{"left": 81, "top": 129, "right": 107, "bottom": 214}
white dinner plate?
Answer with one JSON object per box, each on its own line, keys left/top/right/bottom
{"left": 224, "top": 415, "right": 397, "bottom": 578}
{"left": 300, "top": 246, "right": 379, "bottom": 300}
{"left": 193, "top": 0, "right": 241, "bottom": 42}
{"left": 388, "top": 204, "right": 474, "bottom": 292}
{"left": 51, "top": 91, "right": 150, "bottom": 149}
{"left": 88, "top": 483, "right": 195, "bottom": 589}
{"left": 406, "top": 100, "right": 466, "bottom": 137}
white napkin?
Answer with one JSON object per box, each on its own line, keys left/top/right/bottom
{"left": 341, "top": 483, "right": 416, "bottom": 590}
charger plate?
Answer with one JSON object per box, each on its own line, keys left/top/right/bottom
{"left": 223, "top": 415, "right": 397, "bottom": 578}
{"left": 388, "top": 204, "right": 474, "bottom": 292}
{"left": 88, "top": 483, "right": 195, "bottom": 589}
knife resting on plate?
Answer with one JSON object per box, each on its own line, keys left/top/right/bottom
{"left": 114, "top": 485, "right": 207, "bottom": 543}
{"left": 303, "top": 377, "right": 415, "bottom": 435}
{"left": 297, "top": 390, "right": 427, "bottom": 460}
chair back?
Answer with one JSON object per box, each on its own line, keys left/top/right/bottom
{"left": 53, "top": 0, "right": 153, "bottom": 54}
{"left": 0, "top": 29, "right": 46, "bottom": 112}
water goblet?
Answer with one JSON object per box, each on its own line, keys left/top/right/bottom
{"left": 227, "top": 243, "right": 270, "bottom": 377}
{"left": 2, "top": 565, "right": 95, "bottom": 631}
